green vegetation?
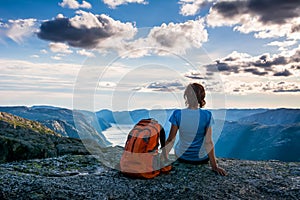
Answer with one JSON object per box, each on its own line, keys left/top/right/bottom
{"left": 0, "top": 112, "right": 60, "bottom": 137}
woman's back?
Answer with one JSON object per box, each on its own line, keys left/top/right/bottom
{"left": 169, "top": 108, "right": 213, "bottom": 161}
{"left": 165, "top": 83, "right": 227, "bottom": 175}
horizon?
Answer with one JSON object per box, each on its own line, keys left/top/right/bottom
{"left": 0, "top": 0, "right": 299, "bottom": 111}
{"left": 0, "top": 104, "right": 299, "bottom": 112}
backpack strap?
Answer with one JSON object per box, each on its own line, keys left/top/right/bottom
{"left": 159, "top": 126, "right": 168, "bottom": 160}
{"left": 158, "top": 126, "right": 172, "bottom": 173}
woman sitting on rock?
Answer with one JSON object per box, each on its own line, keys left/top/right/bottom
{"left": 165, "top": 83, "right": 227, "bottom": 176}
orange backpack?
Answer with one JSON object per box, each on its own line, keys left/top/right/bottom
{"left": 120, "top": 118, "right": 172, "bottom": 179}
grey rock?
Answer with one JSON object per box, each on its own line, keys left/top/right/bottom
{"left": 0, "top": 147, "right": 299, "bottom": 200}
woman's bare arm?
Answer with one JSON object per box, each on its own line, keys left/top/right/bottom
{"left": 164, "top": 124, "right": 178, "bottom": 158}
{"left": 205, "top": 127, "right": 227, "bottom": 176}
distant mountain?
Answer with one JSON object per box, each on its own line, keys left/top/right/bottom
{"left": 97, "top": 109, "right": 151, "bottom": 124}
{"left": 0, "top": 112, "right": 90, "bottom": 163}
{"left": 97, "top": 108, "right": 268, "bottom": 125}
{"left": 30, "top": 105, "right": 62, "bottom": 110}
{"left": 215, "top": 121, "right": 300, "bottom": 162}
{"left": 97, "top": 107, "right": 300, "bottom": 162}
{"left": 0, "top": 106, "right": 111, "bottom": 147}
{"left": 240, "top": 108, "right": 300, "bottom": 125}
{"left": 212, "top": 109, "right": 268, "bottom": 121}
{"left": 0, "top": 106, "right": 74, "bottom": 121}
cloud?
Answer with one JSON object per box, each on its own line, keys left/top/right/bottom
{"left": 76, "top": 49, "right": 95, "bottom": 57}
{"left": 206, "top": 61, "right": 239, "bottom": 74}
{"left": 59, "top": 0, "right": 92, "bottom": 9}
{"left": 243, "top": 68, "right": 268, "bottom": 76}
{"left": 102, "top": 0, "right": 148, "bottom": 9}
{"left": 179, "top": 0, "right": 215, "bottom": 16}
{"left": 267, "top": 40, "right": 298, "bottom": 51}
{"left": 0, "top": 59, "right": 81, "bottom": 94}
{"left": 273, "top": 89, "right": 300, "bottom": 93}
{"left": 37, "top": 10, "right": 136, "bottom": 49}
{"left": 205, "top": 49, "right": 300, "bottom": 77}
{"left": 0, "top": 21, "right": 8, "bottom": 28}
{"left": 206, "top": 0, "right": 300, "bottom": 40}
{"left": 262, "top": 81, "right": 300, "bottom": 93}
{"left": 37, "top": 10, "right": 209, "bottom": 57}
{"left": 98, "top": 81, "right": 117, "bottom": 88}
{"left": 134, "top": 80, "right": 185, "bottom": 92}
{"left": 222, "top": 79, "right": 300, "bottom": 94}
{"left": 51, "top": 56, "right": 63, "bottom": 60}
{"left": 49, "top": 42, "right": 73, "bottom": 54}
{"left": 38, "top": 12, "right": 209, "bottom": 58}
{"left": 124, "top": 18, "right": 208, "bottom": 57}
{"left": 40, "top": 49, "right": 48, "bottom": 54}
{"left": 273, "top": 69, "right": 292, "bottom": 77}
{"left": 209, "top": 0, "right": 300, "bottom": 25}
{"left": 2, "top": 18, "right": 37, "bottom": 44}
{"left": 184, "top": 71, "right": 207, "bottom": 80}
{"left": 148, "top": 18, "right": 208, "bottom": 53}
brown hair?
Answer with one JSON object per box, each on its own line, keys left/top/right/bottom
{"left": 184, "top": 83, "right": 206, "bottom": 108}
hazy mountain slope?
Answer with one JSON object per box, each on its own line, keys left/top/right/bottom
{"left": 0, "top": 106, "right": 111, "bottom": 147}
{"left": 215, "top": 121, "right": 300, "bottom": 161}
{"left": 0, "top": 112, "right": 90, "bottom": 163}
{"left": 41, "top": 119, "right": 78, "bottom": 138}
{"left": 213, "top": 108, "right": 268, "bottom": 121}
{"left": 240, "top": 108, "right": 300, "bottom": 125}
{"left": 97, "top": 108, "right": 267, "bottom": 124}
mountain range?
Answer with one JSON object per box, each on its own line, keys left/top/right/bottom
{"left": 0, "top": 106, "right": 299, "bottom": 162}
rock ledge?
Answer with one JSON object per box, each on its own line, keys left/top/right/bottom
{"left": 0, "top": 149, "right": 299, "bottom": 200}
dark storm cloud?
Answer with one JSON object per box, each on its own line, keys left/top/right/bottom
{"left": 273, "top": 69, "right": 292, "bottom": 76}
{"left": 273, "top": 83, "right": 300, "bottom": 93}
{"left": 224, "top": 57, "right": 238, "bottom": 62}
{"left": 212, "top": 0, "right": 300, "bottom": 24}
{"left": 244, "top": 68, "right": 268, "bottom": 76}
{"left": 291, "top": 24, "right": 300, "bottom": 33}
{"left": 38, "top": 18, "right": 111, "bottom": 48}
{"left": 212, "top": 1, "right": 246, "bottom": 18}
{"left": 290, "top": 50, "right": 300, "bottom": 63}
{"left": 291, "top": 65, "right": 300, "bottom": 70}
{"left": 206, "top": 61, "right": 239, "bottom": 73}
{"left": 259, "top": 55, "right": 267, "bottom": 62}
{"left": 37, "top": 14, "right": 132, "bottom": 48}
{"left": 273, "top": 89, "right": 300, "bottom": 93}
{"left": 252, "top": 56, "right": 288, "bottom": 69}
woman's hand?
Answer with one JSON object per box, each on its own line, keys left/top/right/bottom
{"left": 212, "top": 166, "right": 227, "bottom": 176}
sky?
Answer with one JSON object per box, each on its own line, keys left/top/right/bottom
{"left": 0, "top": 0, "right": 299, "bottom": 111}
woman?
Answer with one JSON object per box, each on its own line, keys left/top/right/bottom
{"left": 165, "top": 83, "right": 227, "bottom": 176}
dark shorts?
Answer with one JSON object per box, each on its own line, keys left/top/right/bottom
{"left": 177, "top": 157, "right": 209, "bottom": 165}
